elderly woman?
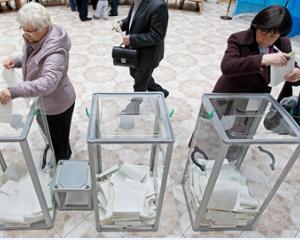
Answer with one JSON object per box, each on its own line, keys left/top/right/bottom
{"left": 0, "top": 2, "right": 76, "bottom": 164}
{"left": 213, "top": 5, "right": 300, "bottom": 96}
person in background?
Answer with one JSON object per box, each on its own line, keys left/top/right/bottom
{"left": 0, "top": 1, "right": 13, "bottom": 12}
{"left": 0, "top": 2, "right": 76, "bottom": 165}
{"left": 213, "top": 5, "right": 300, "bottom": 96}
{"left": 76, "top": 0, "right": 91, "bottom": 21}
{"left": 93, "top": 0, "right": 108, "bottom": 19}
{"left": 69, "top": 0, "right": 77, "bottom": 12}
{"left": 120, "top": 0, "right": 169, "bottom": 110}
{"left": 91, "top": 0, "right": 98, "bottom": 10}
{"left": 109, "top": 0, "right": 118, "bottom": 16}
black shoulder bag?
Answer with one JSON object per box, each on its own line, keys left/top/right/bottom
{"left": 263, "top": 94, "right": 300, "bottom": 135}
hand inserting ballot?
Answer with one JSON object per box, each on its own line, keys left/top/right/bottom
{"left": 284, "top": 68, "right": 300, "bottom": 83}
{"left": 0, "top": 89, "right": 12, "bottom": 104}
{"left": 3, "top": 58, "right": 15, "bottom": 70}
{"left": 262, "top": 52, "right": 291, "bottom": 66}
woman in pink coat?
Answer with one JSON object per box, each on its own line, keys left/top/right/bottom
{"left": 0, "top": 2, "right": 76, "bottom": 165}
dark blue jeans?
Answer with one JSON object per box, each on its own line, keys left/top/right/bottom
{"left": 69, "top": 0, "right": 77, "bottom": 11}
{"left": 110, "top": 0, "right": 118, "bottom": 15}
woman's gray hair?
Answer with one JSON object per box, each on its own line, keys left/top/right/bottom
{"left": 17, "top": 2, "right": 51, "bottom": 29}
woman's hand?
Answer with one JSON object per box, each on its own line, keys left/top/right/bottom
{"left": 262, "top": 52, "right": 291, "bottom": 66}
{"left": 3, "top": 58, "right": 15, "bottom": 69}
{"left": 285, "top": 68, "right": 300, "bottom": 83}
{"left": 0, "top": 89, "right": 12, "bottom": 104}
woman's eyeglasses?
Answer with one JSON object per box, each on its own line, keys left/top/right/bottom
{"left": 19, "top": 26, "right": 40, "bottom": 34}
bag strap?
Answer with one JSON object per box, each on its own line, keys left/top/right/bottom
{"left": 277, "top": 82, "right": 293, "bottom": 102}
{"left": 294, "top": 91, "right": 300, "bottom": 121}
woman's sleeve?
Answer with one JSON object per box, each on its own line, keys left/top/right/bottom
{"left": 12, "top": 56, "right": 22, "bottom": 68}
{"left": 9, "top": 51, "right": 66, "bottom": 99}
{"left": 220, "top": 34, "right": 263, "bottom": 77}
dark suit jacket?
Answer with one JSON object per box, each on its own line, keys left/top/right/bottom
{"left": 121, "top": 0, "right": 168, "bottom": 69}
{"left": 213, "top": 28, "right": 298, "bottom": 97}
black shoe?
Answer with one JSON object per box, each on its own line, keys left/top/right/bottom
{"left": 109, "top": 13, "right": 118, "bottom": 16}
{"left": 81, "top": 17, "right": 92, "bottom": 21}
{"left": 0, "top": 7, "right": 3, "bottom": 13}
{"left": 148, "top": 88, "right": 169, "bottom": 98}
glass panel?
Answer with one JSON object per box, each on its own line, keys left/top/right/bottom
{"left": 0, "top": 98, "right": 35, "bottom": 140}
{"left": 0, "top": 98, "right": 54, "bottom": 228}
{"left": 208, "top": 96, "right": 300, "bottom": 142}
{"left": 96, "top": 143, "right": 165, "bottom": 228}
{"left": 183, "top": 104, "right": 224, "bottom": 223}
{"left": 183, "top": 95, "right": 300, "bottom": 229}
{"left": 27, "top": 101, "right": 54, "bottom": 214}
{"left": 89, "top": 94, "right": 172, "bottom": 141}
{"left": 198, "top": 143, "right": 298, "bottom": 228}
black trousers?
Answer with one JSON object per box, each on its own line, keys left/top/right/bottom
{"left": 46, "top": 103, "right": 75, "bottom": 162}
{"left": 129, "top": 67, "right": 165, "bottom": 93}
{"left": 76, "top": 0, "right": 89, "bottom": 20}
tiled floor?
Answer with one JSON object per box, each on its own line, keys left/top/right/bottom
{"left": 0, "top": 0, "right": 300, "bottom": 237}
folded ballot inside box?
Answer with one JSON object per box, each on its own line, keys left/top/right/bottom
{"left": 189, "top": 159, "right": 260, "bottom": 227}
{"left": 0, "top": 164, "right": 53, "bottom": 225}
{"left": 97, "top": 163, "right": 162, "bottom": 226}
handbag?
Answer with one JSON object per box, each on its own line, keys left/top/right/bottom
{"left": 263, "top": 96, "right": 300, "bottom": 135}
{"left": 112, "top": 44, "right": 138, "bottom": 68}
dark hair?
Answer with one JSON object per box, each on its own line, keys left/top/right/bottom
{"left": 251, "top": 5, "right": 292, "bottom": 36}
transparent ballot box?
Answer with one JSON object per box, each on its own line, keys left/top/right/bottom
{"left": 87, "top": 93, "right": 175, "bottom": 231}
{"left": 0, "top": 96, "right": 55, "bottom": 230}
{"left": 182, "top": 93, "right": 300, "bottom": 231}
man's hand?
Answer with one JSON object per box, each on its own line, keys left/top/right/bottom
{"left": 113, "top": 21, "right": 123, "bottom": 34}
{"left": 0, "top": 89, "right": 12, "bottom": 104}
{"left": 123, "top": 35, "right": 130, "bottom": 46}
{"left": 3, "top": 58, "right": 15, "bottom": 69}
{"left": 285, "top": 68, "right": 300, "bottom": 83}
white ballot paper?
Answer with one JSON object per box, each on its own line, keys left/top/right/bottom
{"left": 0, "top": 101, "right": 12, "bottom": 123}
{"left": 112, "top": 22, "right": 124, "bottom": 36}
{"left": 2, "top": 68, "right": 22, "bottom": 87}
{"left": 270, "top": 52, "right": 295, "bottom": 87}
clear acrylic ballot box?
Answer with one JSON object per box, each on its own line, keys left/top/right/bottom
{"left": 0, "top": 96, "right": 55, "bottom": 230}
{"left": 87, "top": 92, "right": 175, "bottom": 231}
{"left": 182, "top": 93, "right": 300, "bottom": 231}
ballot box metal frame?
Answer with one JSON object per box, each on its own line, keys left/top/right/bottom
{"left": 52, "top": 160, "right": 93, "bottom": 211}
{"left": 87, "top": 92, "right": 175, "bottom": 232}
{"left": 182, "top": 93, "right": 300, "bottom": 231}
{"left": 0, "top": 97, "right": 55, "bottom": 230}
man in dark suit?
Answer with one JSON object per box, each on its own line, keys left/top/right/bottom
{"left": 120, "top": 0, "right": 169, "bottom": 98}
